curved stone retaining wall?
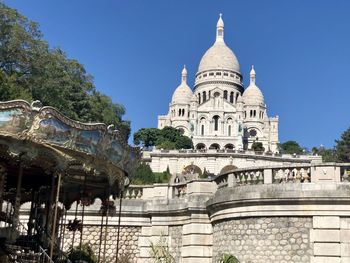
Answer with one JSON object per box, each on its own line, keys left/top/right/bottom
{"left": 213, "top": 217, "right": 312, "bottom": 263}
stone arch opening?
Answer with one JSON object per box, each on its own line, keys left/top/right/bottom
{"left": 220, "top": 165, "right": 238, "bottom": 175}
{"left": 183, "top": 164, "right": 202, "bottom": 176}
{"left": 196, "top": 143, "right": 206, "bottom": 150}
{"left": 209, "top": 143, "right": 220, "bottom": 150}
{"left": 224, "top": 143, "right": 234, "bottom": 149}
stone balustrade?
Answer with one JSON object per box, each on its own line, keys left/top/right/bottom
{"left": 214, "top": 163, "right": 350, "bottom": 189}
{"left": 145, "top": 148, "right": 319, "bottom": 159}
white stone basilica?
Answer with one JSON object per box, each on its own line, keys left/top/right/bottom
{"left": 158, "top": 15, "right": 279, "bottom": 152}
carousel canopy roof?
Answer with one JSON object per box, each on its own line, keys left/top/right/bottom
{"left": 0, "top": 100, "right": 140, "bottom": 206}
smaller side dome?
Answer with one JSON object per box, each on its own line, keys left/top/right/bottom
{"left": 172, "top": 65, "right": 193, "bottom": 104}
{"left": 242, "top": 65, "right": 264, "bottom": 106}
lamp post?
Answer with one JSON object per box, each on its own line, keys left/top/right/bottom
{"left": 116, "top": 176, "right": 130, "bottom": 263}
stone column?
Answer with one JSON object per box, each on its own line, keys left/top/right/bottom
{"left": 263, "top": 168, "right": 273, "bottom": 184}
{"left": 181, "top": 222, "right": 213, "bottom": 263}
{"left": 311, "top": 216, "right": 341, "bottom": 262}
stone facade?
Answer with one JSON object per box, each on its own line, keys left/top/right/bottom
{"left": 213, "top": 217, "right": 313, "bottom": 263}
{"left": 62, "top": 225, "right": 141, "bottom": 262}
{"left": 158, "top": 15, "right": 279, "bottom": 152}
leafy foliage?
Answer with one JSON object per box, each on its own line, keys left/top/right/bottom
{"left": 132, "top": 163, "right": 155, "bottom": 185}
{"left": 132, "top": 163, "right": 171, "bottom": 184}
{"left": 312, "top": 146, "right": 337, "bottom": 162}
{"left": 218, "top": 253, "right": 240, "bottom": 263}
{"left": 154, "top": 171, "right": 172, "bottom": 183}
{"left": 133, "top": 126, "right": 193, "bottom": 149}
{"left": 251, "top": 142, "right": 264, "bottom": 152}
{"left": 148, "top": 234, "right": 175, "bottom": 263}
{"left": 335, "top": 127, "right": 350, "bottom": 162}
{"left": 0, "top": 3, "right": 130, "bottom": 139}
{"left": 279, "top": 140, "right": 303, "bottom": 154}
{"left": 67, "top": 244, "right": 97, "bottom": 263}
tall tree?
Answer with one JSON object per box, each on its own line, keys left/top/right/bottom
{"left": 335, "top": 127, "right": 350, "bottom": 162}
{"left": 133, "top": 126, "right": 193, "bottom": 149}
{"left": 0, "top": 3, "right": 130, "bottom": 139}
{"left": 279, "top": 141, "right": 303, "bottom": 154}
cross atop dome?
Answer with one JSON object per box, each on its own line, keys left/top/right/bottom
{"left": 216, "top": 13, "right": 224, "bottom": 42}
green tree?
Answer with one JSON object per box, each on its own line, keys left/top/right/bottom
{"left": 67, "top": 244, "right": 97, "bottom": 263}
{"left": 174, "top": 135, "right": 193, "bottom": 149}
{"left": 279, "top": 141, "right": 303, "bottom": 154}
{"left": 0, "top": 3, "right": 130, "bottom": 139}
{"left": 251, "top": 142, "right": 264, "bottom": 152}
{"left": 335, "top": 127, "right": 350, "bottom": 162}
{"left": 218, "top": 253, "right": 240, "bottom": 263}
{"left": 133, "top": 126, "right": 193, "bottom": 150}
{"left": 132, "top": 163, "right": 155, "bottom": 185}
{"left": 133, "top": 128, "right": 161, "bottom": 147}
{"left": 148, "top": 234, "right": 175, "bottom": 263}
{"left": 312, "top": 146, "right": 336, "bottom": 162}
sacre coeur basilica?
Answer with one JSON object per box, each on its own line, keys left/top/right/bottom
{"left": 144, "top": 15, "right": 317, "bottom": 177}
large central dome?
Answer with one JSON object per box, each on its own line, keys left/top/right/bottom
{"left": 198, "top": 42, "right": 240, "bottom": 72}
{"left": 197, "top": 14, "right": 240, "bottom": 73}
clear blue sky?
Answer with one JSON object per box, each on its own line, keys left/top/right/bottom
{"left": 5, "top": 0, "right": 350, "bottom": 149}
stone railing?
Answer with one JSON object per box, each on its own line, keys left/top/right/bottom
{"left": 119, "top": 163, "right": 350, "bottom": 201}
{"left": 214, "top": 163, "right": 350, "bottom": 189}
{"left": 120, "top": 179, "right": 216, "bottom": 201}
{"left": 145, "top": 149, "right": 322, "bottom": 162}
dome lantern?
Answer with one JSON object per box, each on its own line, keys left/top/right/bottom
{"left": 181, "top": 65, "right": 187, "bottom": 83}
{"left": 216, "top": 13, "right": 224, "bottom": 43}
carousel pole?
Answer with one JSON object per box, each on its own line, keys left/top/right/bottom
{"left": 60, "top": 206, "right": 68, "bottom": 251}
{"left": 79, "top": 174, "right": 87, "bottom": 257}
{"left": 0, "top": 164, "right": 7, "bottom": 213}
{"left": 116, "top": 175, "right": 130, "bottom": 263}
{"left": 59, "top": 184, "right": 67, "bottom": 252}
{"left": 12, "top": 163, "right": 23, "bottom": 229}
{"left": 46, "top": 172, "right": 56, "bottom": 243}
{"left": 71, "top": 201, "right": 79, "bottom": 248}
{"left": 50, "top": 172, "right": 62, "bottom": 259}
{"left": 97, "top": 212, "right": 104, "bottom": 263}
{"left": 102, "top": 186, "right": 111, "bottom": 263}
{"left": 115, "top": 190, "right": 123, "bottom": 263}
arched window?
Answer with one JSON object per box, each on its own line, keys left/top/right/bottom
{"left": 209, "top": 91, "right": 211, "bottom": 98}
{"left": 213, "top": 115, "right": 220, "bottom": 131}
{"left": 182, "top": 109, "right": 185, "bottom": 116}
{"left": 253, "top": 110, "right": 256, "bottom": 117}
{"left": 198, "top": 93, "right": 201, "bottom": 104}
{"left": 203, "top": 91, "right": 207, "bottom": 102}
{"left": 236, "top": 93, "right": 239, "bottom": 102}
{"left": 224, "top": 90, "right": 228, "bottom": 100}
{"left": 178, "top": 109, "right": 181, "bottom": 116}
{"left": 201, "top": 125, "right": 204, "bottom": 135}
{"left": 228, "top": 125, "right": 231, "bottom": 136}
{"left": 230, "top": 92, "right": 234, "bottom": 103}
{"left": 214, "top": 92, "right": 220, "bottom": 98}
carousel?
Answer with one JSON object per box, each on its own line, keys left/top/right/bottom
{"left": 0, "top": 100, "right": 140, "bottom": 262}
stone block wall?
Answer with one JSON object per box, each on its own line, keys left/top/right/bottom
{"left": 213, "top": 217, "right": 313, "bottom": 263}
{"left": 169, "top": 225, "right": 182, "bottom": 262}
{"left": 62, "top": 225, "right": 141, "bottom": 263}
